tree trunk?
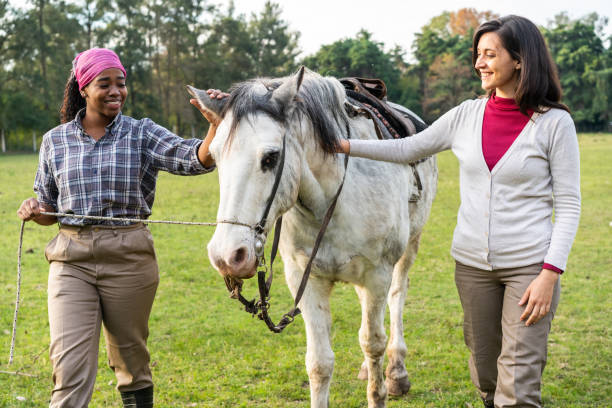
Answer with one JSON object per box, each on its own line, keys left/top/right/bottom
{"left": 38, "top": 0, "right": 49, "bottom": 110}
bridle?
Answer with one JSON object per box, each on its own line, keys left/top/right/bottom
{"left": 218, "top": 128, "right": 349, "bottom": 333}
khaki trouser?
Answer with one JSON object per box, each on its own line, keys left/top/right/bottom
{"left": 45, "top": 223, "right": 159, "bottom": 408}
{"left": 455, "top": 261, "right": 560, "bottom": 408}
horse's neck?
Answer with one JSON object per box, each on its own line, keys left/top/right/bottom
{"left": 292, "top": 111, "right": 376, "bottom": 220}
{"left": 295, "top": 130, "right": 347, "bottom": 221}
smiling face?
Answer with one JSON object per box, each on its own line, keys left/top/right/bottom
{"left": 82, "top": 68, "right": 127, "bottom": 121}
{"left": 475, "top": 32, "right": 521, "bottom": 98}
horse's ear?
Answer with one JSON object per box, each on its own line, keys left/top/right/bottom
{"left": 272, "top": 66, "right": 306, "bottom": 110}
{"left": 186, "top": 85, "right": 227, "bottom": 117}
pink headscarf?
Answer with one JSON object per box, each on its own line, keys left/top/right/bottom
{"left": 72, "top": 48, "right": 126, "bottom": 90}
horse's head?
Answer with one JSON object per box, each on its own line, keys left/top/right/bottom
{"left": 189, "top": 68, "right": 347, "bottom": 282}
{"left": 189, "top": 68, "right": 305, "bottom": 280}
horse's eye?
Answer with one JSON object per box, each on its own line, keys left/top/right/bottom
{"left": 261, "top": 151, "right": 279, "bottom": 172}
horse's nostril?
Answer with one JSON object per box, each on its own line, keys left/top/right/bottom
{"left": 233, "top": 247, "right": 247, "bottom": 265}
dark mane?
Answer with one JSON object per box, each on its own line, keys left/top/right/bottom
{"left": 221, "top": 72, "right": 349, "bottom": 155}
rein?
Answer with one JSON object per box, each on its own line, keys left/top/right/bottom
{"left": 223, "top": 130, "right": 350, "bottom": 333}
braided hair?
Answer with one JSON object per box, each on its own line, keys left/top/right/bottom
{"left": 60, "top": 70, "right": 86, "bottom": 124}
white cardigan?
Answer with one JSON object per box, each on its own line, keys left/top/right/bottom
{"left": 349, "top": 98, "right": 581, "bottom": 271}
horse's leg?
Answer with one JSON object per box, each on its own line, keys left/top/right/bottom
{"left": 355, "top": 271, "right": 392, "bottom": 408}
{"left": 286, "top": 265, "right": 334, "bottom": 408}
{"left": 384, "top": 233, "right": 421, "bottom": 396}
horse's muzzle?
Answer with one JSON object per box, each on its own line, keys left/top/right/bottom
{"left": 212, "top": 253, "right": 257, "bottom": 280}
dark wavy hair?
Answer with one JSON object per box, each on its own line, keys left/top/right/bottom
{"left": 60, "top": 70, "right": 86, "bottom": 124}
{"left": 472, "top": 15, "right": 569, "bottom": 115}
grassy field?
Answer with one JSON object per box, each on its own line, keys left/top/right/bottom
{"left": 0, "top": 133, "right": 610, "bottom": 407}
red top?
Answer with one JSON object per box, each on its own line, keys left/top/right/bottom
{"left": 481, "top": 94, "right": 562, "bottom": 274}
{"left": 482, "top": 93, "right": 532, "bottom": 171}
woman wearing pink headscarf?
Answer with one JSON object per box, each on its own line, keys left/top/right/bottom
{"left": 17, "top": 48, "right": 224, "bottom": 408}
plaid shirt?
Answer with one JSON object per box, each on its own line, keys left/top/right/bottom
{"left": 34, "top": 110, "right": 213, "bottom": 226}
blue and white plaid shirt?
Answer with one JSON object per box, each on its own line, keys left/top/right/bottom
{"left": 34, "top": 110, "right": 213, "bottom": 226}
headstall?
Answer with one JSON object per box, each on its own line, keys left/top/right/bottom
{"left": 219, "top": 129, "right": 349, "bottom": 333}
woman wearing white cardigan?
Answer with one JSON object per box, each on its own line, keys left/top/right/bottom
{"left": 338, "top": 15, "right": 580, "bottom": 408}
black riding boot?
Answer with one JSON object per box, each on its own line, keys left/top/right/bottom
{"left": 120, "top": 385, "right": 154, "bottom": 408}
{"left": 482, "top": 397, "right": 494, "bottom": 408}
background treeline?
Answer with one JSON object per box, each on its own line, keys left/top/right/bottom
{"left": 0, "top": 1, "right": 610, "bottom": 151}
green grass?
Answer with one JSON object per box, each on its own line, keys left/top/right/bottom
{"left": 0, "top": 133, "right": 610, "bottom": 407}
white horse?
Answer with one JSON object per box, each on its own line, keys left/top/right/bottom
{"left": 189, "top": 67, "right": 437, "bottom": 408}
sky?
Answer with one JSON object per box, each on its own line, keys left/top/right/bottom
{"left": 220, "top": 0, "right": 612, "bottom": 60}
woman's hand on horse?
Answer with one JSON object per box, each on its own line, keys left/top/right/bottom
{"left": 337, "top": 139, "right": 350, "bottom": 154}
{"left": 207, "top": 89, "right": 229, "bottom": 100}
{"left": 189, "top": 89, "right": 228, "bottom": 127}
{"left": 17, "top": 198, "right": 43, "bottom": 221}
{"left": 518, "top": 268, "right": 559, "bottom": 326}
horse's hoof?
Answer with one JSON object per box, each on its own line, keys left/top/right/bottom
{"left": 357, "top": 363, "right": 368, "bottom": 381}
{"left": 385, "top": 375, "right": 411, "bottom": 396}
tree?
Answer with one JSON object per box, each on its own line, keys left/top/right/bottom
{"left": 248, "top": 1, "right": 299, "bottom": 77}
{"left": 199, "top": 4, "right": 256, "bottom": 90}
{"left": 4, "top": 0, "right": 84, "bottom": 130}
{"left": 0, "top": 0, "right": 10, "bottom": 132}
{"left": 449, "top": 8, "right": 497, "bottom": 37}
{"left": 411, "top": 8, "right": 498, "bottom": 121}
{"left": 74, "top": 0, "right": 110, "bottom": 49}
{"left": 101, "top": 0, "right": 158, "bottom": 122}
{"left": 423, "top": 53, "right": 479, "bottom": 121}
{"left": 302, "top": 30, "right": 404, "bottom": 101}
{"left": 544, "top": 13, "right": 610, "bottom": 130}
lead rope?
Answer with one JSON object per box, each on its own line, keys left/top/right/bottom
{"left": 9, "top": 212, "right": 246, "bottom": 365}
{"left": 9, "top": 221, "right": 25, "bottom": 365}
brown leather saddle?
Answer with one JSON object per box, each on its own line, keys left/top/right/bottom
{"left": 340, "top": 77, "right": 427, "bottom": 140}
{"left": 340, "top": 77, "right": 429, "bottom": 202}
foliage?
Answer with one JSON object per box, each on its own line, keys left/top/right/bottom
{"left": 423, "top": 53, "right": 479, "bottom": 120}
{"left": 248, "top": 1, "right": 300, "bottom": 77}
{"left": 412, "top": 8, "right": 496, "bottom": 122}
{"left": 543, "top": 13, "right": 611, "bottom": 130}
{"left": 0, "top": 0, "right": 299, "bottom": 141}
{"left": 0, "top": 4, "right": 610, "bottom": 152}
{"left": 302, "top": 30, "right": 407, "bottom": 105}
{"left": 1, "top": 134, "right": 611, "bottom": 406}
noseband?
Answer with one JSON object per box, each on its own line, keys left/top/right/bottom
{"left": 218, "top": 129, "right": 349, "bottom": 333}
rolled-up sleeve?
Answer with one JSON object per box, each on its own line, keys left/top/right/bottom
{"left": 33, "top": 136, "right": 59, "bottom": 210}
{"left": 143, "top": 119, "right": 214, "bottom": 175}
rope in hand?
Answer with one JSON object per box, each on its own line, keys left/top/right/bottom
{"left": 10, "top": 221, "right": 25, "bottom": 366}
{"left": 10, "top": 211, "right": 225, "bottom": 365}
